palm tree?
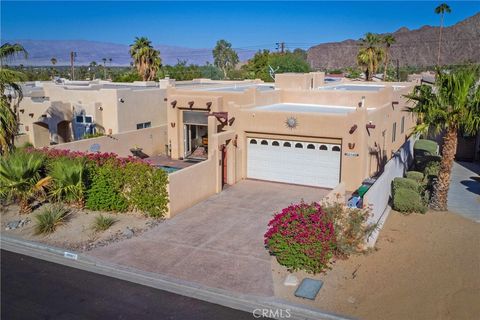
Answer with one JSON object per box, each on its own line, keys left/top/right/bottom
{"left": 48, "top": 158, "right": 85, "bottom": 206}
{"left": 102, "top": 58, "right": 107, "bottom": 79}
{"left": 357, "top": 33, "right": 384, "bottom": 81}
{"left": 404, "top": 67, "right": 480, "bottom": 211}
{"left": 0, "top": 43, "right": 28, "bottom": 155}
{"left": 435, "top": 3, "right": 452, "bottom": 66}
{"left": 129, "top": 37, "right": 161, "bottom": 81}
{"left": 382, "top": 35, "right": 396, "bottom": 81}
{"left": 0, "top": 151, "right": 51, "bottom": 213}
{"left": 89, "top": 61, "right": 97, "bottom": 79}
{"left": 50, "top": 57, "right": 57, "bottom": 79}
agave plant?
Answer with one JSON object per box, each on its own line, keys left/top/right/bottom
{"left": 48, "top": 157, "right": 85, "bottom": 206}
{"left": 0, "top": 151, "right": 50, "bottom": 213}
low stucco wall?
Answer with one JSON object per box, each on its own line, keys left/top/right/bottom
{"left": 322, "top": 182, "right": 346, "bottom": 204}
{"left": 49, "top": 125, "right": 168, "bottom": 157}
{"left": 167, "top": 157, "right": 217, "bottom": 218}
{"left": 364, "top": 134, "right": 417, "bottom": 247}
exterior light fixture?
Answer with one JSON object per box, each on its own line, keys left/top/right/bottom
{"left": 206, "top": 102, "right": 212, "bottom": 111}
{"left": 164, "top": 98, "right": 168, "bottom": 102}
{"left": 349, "top": 124, "right": 358, "bottom": 134}
{"left": 20, "top": 109, "right": 25, "bottom": 113}
{"left": 98, "top": 106, "right": 103, "bottom": 111}
{"left": 188, "top": 101, "right": 194, "bottom": 108}
{"left": 171, "top": 100, "right": 177, "bottom": 108}
{"left": 119, "top": 98, "right": 125, "bottom": 103}
{"left": 348, "top": 143, "right": 355, "bottom": 150}
{"left": 170, "top": 122, "right": 176, "bottom": 128}
{"left": 29, "top": 113, "right": 34, "bottom": 118}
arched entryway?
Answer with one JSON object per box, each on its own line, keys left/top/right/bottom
{"left": 57, "top": 120, "right": 72, "bottom": 143}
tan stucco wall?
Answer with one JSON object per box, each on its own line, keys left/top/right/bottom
{"left": 167, "top": 156, "right": 218, "bottom": 218}
{"left": 49, "top": 125, "right": 168, "bottom": 157}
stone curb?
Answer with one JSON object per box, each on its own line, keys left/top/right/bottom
{"left": 1, "top": 235, "right": 355, "bottom": 320}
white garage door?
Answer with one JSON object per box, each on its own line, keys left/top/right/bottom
{"left": 247, "top": 138, "right": 341, "bottom": 188}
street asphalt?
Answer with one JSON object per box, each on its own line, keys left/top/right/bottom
{"left": 1, "top": 250, "right": 259, "bottom": 320}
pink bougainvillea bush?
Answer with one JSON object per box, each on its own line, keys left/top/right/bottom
{"left": 265, "top": 201, "right": 374, "bottom": 274}
{"left": 264, "top": 202, "right": 336, "bottom": 274}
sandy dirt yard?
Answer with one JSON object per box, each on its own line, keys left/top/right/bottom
{"left": 273, "top": 210, "right": 480, "bottom": 320}
{"left": 1, "top": 204, "right": 156, "bottom": 251}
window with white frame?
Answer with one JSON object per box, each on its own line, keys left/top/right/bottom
{"left": 136, "top": 122, "right": 152, "bottom": 130}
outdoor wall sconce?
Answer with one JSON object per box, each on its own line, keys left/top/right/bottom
{"left": 29, "top": 113, "right": 34, "bottom": 118}
{"left": 206, "top": 102, "right": 212, "bottom": 111}
{"left": 170, "top": 122, "right": 176, "bottom": 128}
{"left": 170, "top": 100, "right": 177, "bottom": 108}
{"left": 40, "top": 114, "right": 47, "bottom": 118}
{"left": 188, "top": 101, "right": 194, "bottom": 108}
{"left": 119, "top": 98, "right": 125, "bottom": 103}
{"left": 348, "top": 143, "right": 355, "bottom": 150}
{"left": 349, "top": 124, "right": 358, "bottom": 134}
{"left": 164, "top": 98, "right": 168, "bottom": 102}
{"left": 20, "top": 109, "right": 25, "bottom": 113}
{"left": 98, "top": 106, "right": 103, "bottom": 111}
{"left": 228, "top": 117, "right": 235, "bottom": 126}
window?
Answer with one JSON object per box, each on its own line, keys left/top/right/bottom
{"left": 283, "top": 142, "right": 291, "bottom": 147}
{"left": 401, "top": 116, "right": 405, "bottom": 134}
{"left": 332, "top": 146, "right": 341, "bottom": 152}
{"left": 295, "top": 143, "right": 303, "bottom": 148}
{"left": 136, "top": 122, "right": 152, "bottom": 130}
{"left": 261, "top": 140, "right": 268, "bottom": 145}
{"left": 75, "top": 115, "right": 94, "bottom": 124}
{"left": 319, "top": 145, "right": 328, "bottom": 150}
{"left": 392, "top": 122, "right": 397, "bottom": 142}
{"left": 307, "top": 144, "right": 315, "bottom": 149}
{"left": 250, "top": 139, "right": 257, "bottom": 144}
{"left": 272, "top": 141, "right": 280, "bottom": 146}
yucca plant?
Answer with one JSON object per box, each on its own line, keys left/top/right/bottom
{"left": 0, "top": 151, "right": 50, "bottom": 213}
{"left": 34, "top": 204, "right": 69, "bottom": 235}
{"left": 48, "top": 157, "right": 85, "bottom": 206}
{"left": 92, "top": 214, "right": 116, "bottom": 232}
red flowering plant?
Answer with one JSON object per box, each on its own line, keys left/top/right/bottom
{"left": 264, "top": 201, "right": 336, "bottom": 274}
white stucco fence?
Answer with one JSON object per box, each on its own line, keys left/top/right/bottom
{"left": 364, "top": 135, "right": 418, "bottom": 247}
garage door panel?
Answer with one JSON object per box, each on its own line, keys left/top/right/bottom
{"left": 247, "top": 138, "right": 340, "bottom": 188}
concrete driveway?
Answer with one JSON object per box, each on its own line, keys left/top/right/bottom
{"left": 447, "top": 161, "right": 480, "bottom": 222}
{"left": 89, "top": 180, "right": 328, "bottom": 296}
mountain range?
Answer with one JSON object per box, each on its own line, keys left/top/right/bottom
{"left": 1, "top": 40, "right": 256, "bottom": 66}
{"left": 307, "top": 13, "right": 480, "bottom": 69}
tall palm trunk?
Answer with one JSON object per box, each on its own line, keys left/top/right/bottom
{"left": 383, "top": 50, "right": 389, "bottom": 81}
{"left": 437, "top": 14, "right": 444, "bottom": 66}
{"left": 431, "top": 127, "right": 457, "bottom": 211}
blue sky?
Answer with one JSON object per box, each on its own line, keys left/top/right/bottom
{"left": 2, "top": 1, "right": 479, "bottom": 49}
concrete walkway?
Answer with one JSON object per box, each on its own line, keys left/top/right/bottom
{"left": 89, "top": 180, "right": 328, "bottom": 297}
{"left": 447, "top": 161, "right": 480, "bottom": 222}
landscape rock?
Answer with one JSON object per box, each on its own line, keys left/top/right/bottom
{"left": 5, "top": 218, "right": 31, "bottom": 230}
{"left": 123, "top": 227, "right": 134, "bottom": 238}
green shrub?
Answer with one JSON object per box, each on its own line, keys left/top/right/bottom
{"left": 48, "top": 157, "right": 85, "bottom": 205}
{"left": 82, "top": 132, "right": 104, "bottom": 139}
{"left": 92, "top": 214, "right": 116, "bottom": 232}
{"left": 415, "top": 155, "right": 442, "bottom": 172}
{"left": 406, "top": 171, "right": 424, "bottom": 183}
{"left": 392, "top": 177, "right": 421, "bottom": 196}
{"left": 424, "top": 160, "right": 441, "bottom": 180}
{"left": 34, "top": 204, "right": 70, "bottom": 234}
{"left": 393, "top": 188, "right": 427, "bottom": 214}
{"left": 123, "top": 163, "right": 169, "bottom": 218}
{"left": 414, "top": 139, "right": 438, "bottom": 157}
{"left": 85, "top": 161, "right": 128, "bottom": 212}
